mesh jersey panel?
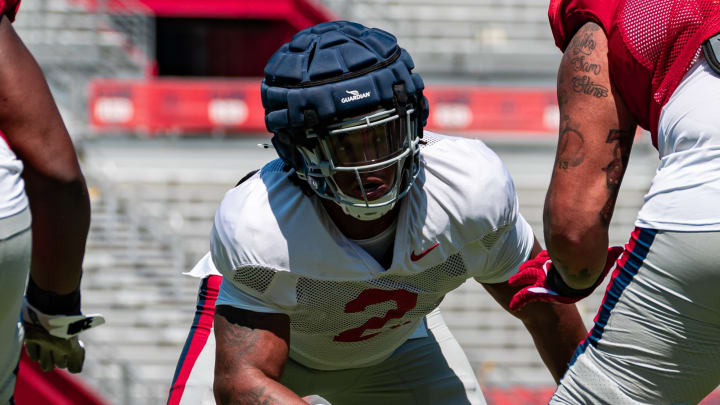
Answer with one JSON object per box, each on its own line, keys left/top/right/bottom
{"left": 228, "top": 253, "right": 469, "bottom": 369}
{"left": 618, "top": 0, "right": 718, "bottom": 107}
{"left": 550, "top": 0, "right": 720, "bottom": 143}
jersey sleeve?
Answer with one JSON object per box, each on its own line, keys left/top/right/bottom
{"left": 1, "top": 0, "right": 21, "bottom": 22}
{"left": 466, "top": 213, "right": 534, "bottom": 284}
{"left": 548, "top": 0, "right": 617, "bottom": 51}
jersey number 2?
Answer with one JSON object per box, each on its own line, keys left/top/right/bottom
{"left": 333, "top": 288, "right": 418, "bottom": 342}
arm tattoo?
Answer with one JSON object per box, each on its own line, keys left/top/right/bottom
{"left": 570, "top": 55, "right": 601, "bottom": 75}
{"left": 220, "top": 323, "right": 261, "bottom": 357}
{"left": 557, "top": 118, "right": 585, "bottom": 169}
{"left": 571, "top": 76, "right": 609, "bottom": 98}
{"left": 599, "top": 129, "right": 633, "bottom": 226}
{"left": 571, "top": 32, "right": 597, "bottom": 56}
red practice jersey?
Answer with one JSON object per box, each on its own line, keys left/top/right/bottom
{"left": 549, "top": 0, "right": 720, "bottom": 147}
{"left": 0, "top": 0, "right": 19, "bottom": 22}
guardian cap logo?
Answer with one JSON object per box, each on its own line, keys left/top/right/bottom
{"left": 341, "top": 89, "right": 371, "bottom": 104}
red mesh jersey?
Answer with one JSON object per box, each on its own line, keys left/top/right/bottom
{"left": 549, "top": 0, "right": 720, "bottom": 147}
{"left": 0, "top": 0, "right": 20, "bottom": 22}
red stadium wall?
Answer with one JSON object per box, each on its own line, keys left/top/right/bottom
{"left": 73, "top": 0, "right": 335, "bottom": 29}
{"left": 14, "top": 351, "right": 110, "bottom": 405}
{"left": 89, "top": 79, "right": 561, "bottom": 137}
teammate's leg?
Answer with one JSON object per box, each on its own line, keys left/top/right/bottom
{"left": 167, "top": 275, "right": 221, "bottom": 405}
{"left": 0, "top": 209, "right": 31, "bottom": 403}
{"left": 553, "top": 228, "right": 720, "bottom": 404}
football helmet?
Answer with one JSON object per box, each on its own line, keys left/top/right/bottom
{"left": 262, "top": 21, "right": 429, "bottom": 220}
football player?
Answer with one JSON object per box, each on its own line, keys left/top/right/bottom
{"left": 0, "top": 2, "right": 103, "bottom": 403}
{"left": 168, "top": 21, "right": 587, "bottom": 405}
{"left": 509, "top": 0, "right": 720, "bottom": 403}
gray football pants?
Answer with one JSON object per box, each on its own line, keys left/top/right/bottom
{"left": 552, "top": 228, "right": 720, "bottom": 405}
{"left": 0, "top": 208, "right": 31, "bottom": 404}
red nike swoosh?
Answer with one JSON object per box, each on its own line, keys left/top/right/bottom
{"left": 411, "top": 242, "right": 440, "bottom": 262}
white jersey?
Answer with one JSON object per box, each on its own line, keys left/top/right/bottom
{"left": 201, "top": 133, "right": 533, "bottom": 370}
{"left": 636, "top": 58, "right": 720, "bottom": 231}
{"left": 0, "top": 136, "right": 28, "bottom": 222}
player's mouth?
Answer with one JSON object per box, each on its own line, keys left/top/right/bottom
{"left": 352, "top": 177, "right": 389, "bottom": 200}
{"left": 362, "top": 181, "right": 389, "bottom": 200}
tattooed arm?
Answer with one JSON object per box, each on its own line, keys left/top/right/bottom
{"left": 544, "top": 22, "right": 636, "bottom": 289}
{"left": 214, "top": 305, "right": 307, "bottom": 405}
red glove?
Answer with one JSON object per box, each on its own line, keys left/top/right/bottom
{"left": 508, "top": 246, "right": 624, "bottom": 311}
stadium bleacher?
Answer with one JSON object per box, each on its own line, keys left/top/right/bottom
{"left": 322, "top": 0, "right": 561, "bottom": 80}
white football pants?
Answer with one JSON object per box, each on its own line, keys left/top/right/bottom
{"left": 167, "top": 275, "right": 486, "bottom": 405}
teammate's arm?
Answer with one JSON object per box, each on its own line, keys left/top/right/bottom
{"left": 0, "top": 14, "right": 89, "bottom": 294}
{"left": 545, "top": 21, "right": 636, "bottom": 289}
{"left": 214, "top": 305, "right": 307, "bottom": 405}
{"left": 0, "top": 14, "right": 99, "bottom": 374}
{"left": 482, "top": 238, "right": 587, "bottom": 383}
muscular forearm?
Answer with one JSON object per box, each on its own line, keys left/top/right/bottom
{"left": 24, "top": 169, "right": 90, "bottom": 294}
{"left": 214, "top": 369, "right": 307, "bottom": 405}
{"left": 544, "top": 191, "right": 610, "bottom": 289}
{"left": 520, "top": 302, "right": 586, "bottom": 383}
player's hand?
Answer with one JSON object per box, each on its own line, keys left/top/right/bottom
{"left": 303, "top": 394, "right": 332, "bottom": 405}
{"left": 508, "top": 247, "right": 624, "bottom": 311}
{"left": 22, "top": 298, "right": 105, "bottom": 373}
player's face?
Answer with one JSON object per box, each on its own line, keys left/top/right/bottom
{"left": 324, "top": 111, "right": 407, "bottom": 200}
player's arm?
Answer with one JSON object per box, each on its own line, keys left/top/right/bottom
{"left": 481, "top": 238, "right": 587, "bottom": 383}
{"left": 545, "top": 21, "right": 636, "bottom": 289}
{"left": 214, "top": 305, "right": 308, "bottom": 405}
{"left": 0, "top": 14, "right": 101, "bottom": 374}
{"left": 0, "top": 14, "right": 89, "bottom": 294}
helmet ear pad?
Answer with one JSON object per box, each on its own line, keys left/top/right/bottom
{"left": 271, "top": 129, "right": 304, "bottom": 172}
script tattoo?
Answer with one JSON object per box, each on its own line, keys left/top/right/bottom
{"left": 571, "top": 76, "right": 609, "bottom": 98}
{"left": 599, "top": 129, "right": 633, "bottom": 226}
{"left": 570, "top": 55, "right": 601, "bottom": 75}
{"left": 557, "top": 119, "right": 585, "bottom": 169}
{"left": 572, "top": 32, "right": 597, "bottom": 56}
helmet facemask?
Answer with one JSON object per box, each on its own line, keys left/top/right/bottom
{"left": 296, "top": 107, "right": 420, "bottom": 221}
